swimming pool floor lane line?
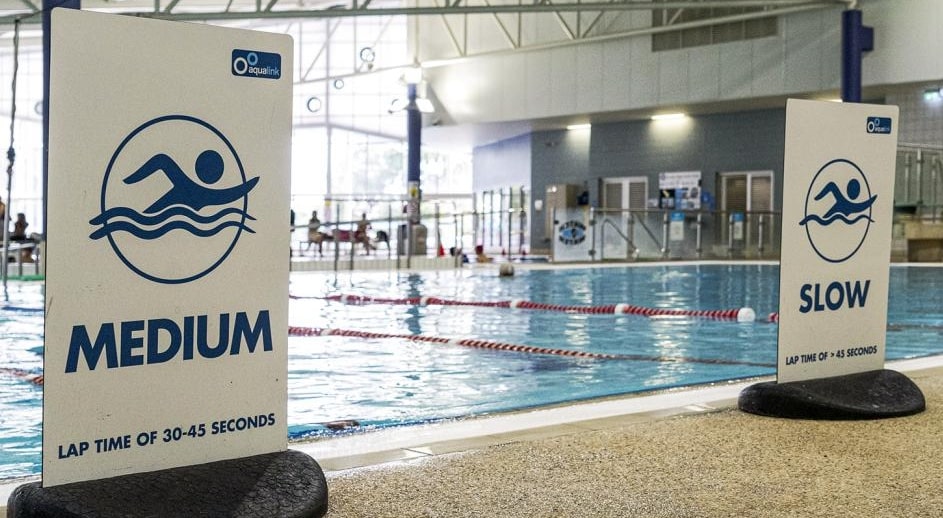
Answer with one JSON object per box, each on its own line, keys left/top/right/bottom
{"left": 301, "top": 294, "right": 756, "bottom": 322}
{"left": 288, "top": 326, "right": 775, "bottom": 368}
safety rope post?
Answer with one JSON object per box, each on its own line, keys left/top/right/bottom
{"left": 2, "top": 20, "right": 21, "bottom": 297}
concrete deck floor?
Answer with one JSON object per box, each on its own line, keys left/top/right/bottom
{"left": 324, "top": 365, "right": 943, "bottom": 518}
{"left": 3, "top": 362, "right": 940, "bottom": 516}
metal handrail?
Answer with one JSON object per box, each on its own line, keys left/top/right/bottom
{"left": 597, "top": 217, "right": 636, "bottom": 261}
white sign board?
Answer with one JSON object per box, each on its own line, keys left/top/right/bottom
{"left": 44, "top": 9, "right": 293, "bottom": 486}
{"left": 551, "top": 208, "right": 592, "bottom": 262}
{"left": 658, "top": 171, "right": 701, "bottom": 190}
{"left": 777, "top": 99, "right": 898, "bottom": 383}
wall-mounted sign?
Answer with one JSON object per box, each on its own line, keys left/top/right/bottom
{"left": 551, "top": 209, "right": 591, "bottom": 262}
{"left": 777, "top": 99, "right": 898, "bottom": 383}
{"left": 658, "top": 171, "right": 701, "bottom": 190}
{"left": 44, "top": 9, "right": 293, "bottom": 486}
{"left": 659, "top": 171, "right": 701, "bottom": 210}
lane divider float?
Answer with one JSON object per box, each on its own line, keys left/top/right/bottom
{"left": 289, "top": 326, "right": 774, "bottom": 368}
{"left": 0, "top": 367, "right": 43, "bottom": 386}
{"left": 299, "top": 294, "right": 755, "bottom": 322}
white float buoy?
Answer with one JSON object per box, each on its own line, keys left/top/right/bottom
{"left": 737, "top": 307, "right": 756, "bottom": 323}
{"left": 499, "top": 263, "right": 515, "bottom": 277}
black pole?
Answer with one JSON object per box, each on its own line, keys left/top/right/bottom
{"left": 841, "top": 9, "right": 873, "bottom": 103}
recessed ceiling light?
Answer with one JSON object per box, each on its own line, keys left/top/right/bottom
{"left": 651, "top": 113, "right": 687, "bottom": 121}
{"left": 566, "top": 123, "right": 591, "bottom": 130}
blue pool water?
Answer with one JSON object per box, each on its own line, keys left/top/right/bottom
{"left": 2, "top": 264, "right": 943, "bottom": 479}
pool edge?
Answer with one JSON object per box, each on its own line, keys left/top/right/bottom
{"left": 3, "top": 354, "right": 942, "bottom": 507}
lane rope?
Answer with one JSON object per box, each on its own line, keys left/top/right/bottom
{"left": 289, "top": 326, "right": 774, "bottom": 368}
{"left": 0, "top": 367, "right": 43, "bottom": 386}
{"left": 297, "top": 294, "right": 756, "bottom": 322}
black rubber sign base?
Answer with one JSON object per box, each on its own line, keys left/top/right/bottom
{"left": 739, "top": 369, "right": 926, "bottom": 420}
{"left": 6, "top": 450, "right": 327, "bottom": 517}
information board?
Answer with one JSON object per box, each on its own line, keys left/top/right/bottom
{"left": 44, "top": 9, "right": 293, "bottom": 486}
{"left": 777, "top": 99, "right": 898, "bottom": 383}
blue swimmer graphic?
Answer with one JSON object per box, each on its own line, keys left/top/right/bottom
{"left": 800, "top": 178, "right": 876, "bottom": 227}
{"left": 813, "top": 178, "right": 876, "bottom": 219}
{"left": 123, "top": 149, "right": 259, "bottom": 214}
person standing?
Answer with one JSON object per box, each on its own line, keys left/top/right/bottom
{"left": 354, "top": 213, "right": 374, "bottom": 255}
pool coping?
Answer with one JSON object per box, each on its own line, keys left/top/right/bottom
{"left": 4, "top": 354, "right": 941, "bottom": 504}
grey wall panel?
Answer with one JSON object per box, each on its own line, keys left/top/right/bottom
{"left": 865, "top": 0, "right": 943, "bottom": 85}
{"left": 887, "top": 87, "right": 943, "bottom": 147}
{"left": 687, "top": 46, "right": 721, "bottom": 103}
{"left": 657, "top": 49, "right": 690, "bottom": 103}
{"left": 576, "top": 44, "right": 605, "bottom": 114}
{"left": 627, "top": 36, "right": 658, "bottom": 108}
{"left": 783, "top": 10, "right": 827, "bottom": 93}
{"left": 525, "top": 52, "right": 554, "bottom": 119}
{"left": 751, "top": 37, "right": 786, "bottom": 96}
{"left": 473, "top": 132, "right": 532, "bottom": 193}
{"left": 600, "top": 39, "right": 633, "bottom": 109}
{"left": 718, "top": 43, "right": 754, "bottom": 100}
{"left": 551, "top": 46, "right": 580, "bottom": 116}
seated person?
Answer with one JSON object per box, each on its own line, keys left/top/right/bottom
{"left": 450, "top": 246, "right": 469, "bottom": 264}
{"left": 306, "top": 210, "right": 327, "bottom": 255}
{"left": 10, "top": 213, "right": 33, "bottom": 262}
{"left": 475, "top": 244, "right": 492, "bottom": 263}
{"left": 11, "top": 213, "right": 27, "bottom": 241}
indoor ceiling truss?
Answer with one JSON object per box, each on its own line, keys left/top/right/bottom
{"left": 0, "top": 1, "right": 847, "bottom": 26}
{"left": 0, "top": 0, "right": 843, "bottom": 89}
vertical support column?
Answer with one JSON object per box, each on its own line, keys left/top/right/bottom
{"left": 841, "top": 9, "right": 873, "bottom": 103}
{"left": 404, "top": 78, "right": 427, "bottom": 258}
{"left": 406, "top": 82, "right": 421, "bottom": 225}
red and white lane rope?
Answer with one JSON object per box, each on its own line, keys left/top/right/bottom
{"left": 300, "top": 294, "right": 756, "bottom": 322}
{"left": 0, "top": 367, "right": 43, "bottom": 386}
{"left": 289, "top": 326, "right": 774, "bottom": 368}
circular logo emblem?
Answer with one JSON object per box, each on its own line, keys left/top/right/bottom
{"left": 558, "top": 220, "right": 587, "bottom": 246}
{"left": 799, "top": 158, "right": 876, "bottom": 263}
{"left": 90, "top": 115, "right": 258, "bottom": 284}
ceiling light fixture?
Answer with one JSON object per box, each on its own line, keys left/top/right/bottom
{"left": 566, "top": 123, "right": 591, "bottom": 131}
{"left": 651, "top": 113, "right": 687, "bottom": 121}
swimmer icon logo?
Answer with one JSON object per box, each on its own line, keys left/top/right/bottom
{"left": 558, "top": 221, "right": 587, "bottom": 246}
{"left": 90, "top": 115, "right": 259, "bottom": 284}
{"left": 799, "top": 158, "right": 876, "bottom": 263}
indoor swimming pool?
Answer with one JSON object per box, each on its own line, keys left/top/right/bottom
{"left": 2, "top": 263, "right": 943, "bottom": 479}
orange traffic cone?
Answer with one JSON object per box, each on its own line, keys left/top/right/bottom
{"left": 437, "top": 243, "right": 445, "bottom": 257}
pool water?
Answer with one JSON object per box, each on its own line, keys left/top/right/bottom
{"left": 2, "top": 264, "right": 943, "bottom": 479}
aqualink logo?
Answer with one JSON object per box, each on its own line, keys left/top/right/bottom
{"left": 232, "top": 49, "right": 281, "bottom": 80}
{"left": 799, "top": 158, "right": 876, "bottom": 263}
{"left": 866, "top": 116, "right": 892, "bottom": 134}
{"left": 90, "top": 115, "right": 259, "bottom": 284}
